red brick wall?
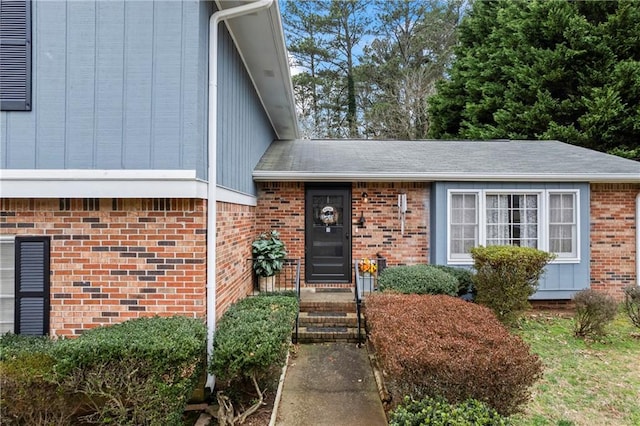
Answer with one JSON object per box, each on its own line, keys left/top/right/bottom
{"left": 1, "top": 198, "right": 207, "bottom": 337}
{"left": 255, "top": 182, "right": 306, "bottom": 280}
{"left": 590, "top": 183, "right": 639, "bottom": 299}
{"left": 255, "top": 182, "right": 430, "bottom": 286}
{"left": 352, "top": 182, "right": 429, "bottom": 267}
{"left": 215, "top": 201, "right": 255, "bottom": 318}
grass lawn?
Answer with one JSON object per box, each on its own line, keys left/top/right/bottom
{"left": 512, "top": 311, "right": 640, "bottom": 426}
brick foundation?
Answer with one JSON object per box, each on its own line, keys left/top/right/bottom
{"left": 1, "top": 198, "right": 207, "bottom": 337}
{"left": 590, "top": 183, "right": 639, "bottom": 299}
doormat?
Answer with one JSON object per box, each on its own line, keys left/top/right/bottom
{"left": 315, "top": 288, "right": 351, "bottom": 293}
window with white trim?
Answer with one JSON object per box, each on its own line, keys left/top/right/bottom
{"left": 450, "top": 193, "right": 478, "bottom": 259}
{"left": 447, "top": 190, "right": 579, "bottom": 263}
{"left": 486, "top": 193, "right": 539, "bottom": 248}
{"left": 0, "top": 237, "right": 16, "bottom": 333}
{"left": 548, "top": 192, "right": 577, "bottom": 258}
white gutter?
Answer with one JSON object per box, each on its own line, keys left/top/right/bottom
{"left": 252, "top": 171, "right": 640, "bottom": 183}
{"left": 206, "top": 0, "right": 274, "bottom": 391}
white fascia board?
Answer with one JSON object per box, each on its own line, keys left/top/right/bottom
{"left": 216, "top": 186, "right": 258, "bottom": 206}
{"left": 0, "top": 169, "right": 208, "bottom": 198}
{"left": 252, "top": 171, "right": 640, "bottom": 183}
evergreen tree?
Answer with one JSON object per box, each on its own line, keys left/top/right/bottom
{"left": 283, "top": 0, "right": 372, "bottom": 138}
{"left": 284, "top": 0, "right": 330, "bottom": 138}
{"left": 428, "top": 0, "right": 640, "bottom": 157}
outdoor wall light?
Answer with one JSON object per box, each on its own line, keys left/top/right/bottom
{"left": 362, "top": 192, "right": 369, "bottom": 203}
{"left": 358, "top": 211, "right": 366, "bottom": 227}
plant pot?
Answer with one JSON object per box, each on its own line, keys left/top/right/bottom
{"left": 359, "top": 273, "right": 376, "bottom": 297}
{"left": 259, "top": 275, "right": 277, "bottom": 292}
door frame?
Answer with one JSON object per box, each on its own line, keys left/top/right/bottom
{"left": 304, "top": 183, "right": 352, "bottom": 283}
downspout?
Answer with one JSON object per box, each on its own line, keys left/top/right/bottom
{"left": 206, "top": 0, "right": 274, "bottom": 391}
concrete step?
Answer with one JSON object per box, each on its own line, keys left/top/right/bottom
{"left": 295, "top": 326, "right": 364, "bottom": 344}
{"left": 298, "top": 311, "right": 359, "bottom": 327}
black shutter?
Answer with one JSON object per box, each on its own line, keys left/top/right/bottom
{"left": 15, "top": 237, "right": 50, "bottom": 335}
{"left": 0, "top": 0, "right": 32, "bottom": 111}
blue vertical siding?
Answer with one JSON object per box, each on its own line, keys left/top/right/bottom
{"left": 431, "top": 182, "right": 591, "bottom": 299}
{"left": 217, "top": 23, "right": 275, "bottom": 196}
{"left": 1, "top": 0, "right": 219, "bottom": 179}
{"left": 95, "top": 1, "right": 125, "bottom": 169}
{"left": 121, "top": 0, "right": 154, "bottom": 169}
{"left": 66, "top": 1, "right": 97, "bottom": 168}
{"left": 35, "top": 1, "right": 66, "bottom": 168}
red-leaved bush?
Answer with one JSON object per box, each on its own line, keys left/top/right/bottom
{"left": 365, "top": 293, "right": 543, "bottom": 415}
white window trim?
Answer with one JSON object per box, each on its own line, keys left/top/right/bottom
{"left": 447, "top": 191, "right": 480, "bottom": 262}
{"left": 546, "top": 190, "right": 581, "bottom": 263}
{"left": 0, "top": 235, "right": 16, "bottom": 334}
{"left": 447, "top": 189, "right": 580, "bottom": 265}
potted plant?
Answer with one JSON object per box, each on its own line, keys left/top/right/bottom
{"left": 358, "top": 257, "right": 378, "bottom": 297}
{"left": 252, "top": 231, "right": 287, "bottom": 292}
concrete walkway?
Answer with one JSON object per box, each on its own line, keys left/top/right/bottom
{"left": 275, "top": 342, "right": 387, "bottom": 426}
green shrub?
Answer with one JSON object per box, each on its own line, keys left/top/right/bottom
{"left": 0, "top": 335, "right": 80, "bottom": 425}
{"left": 378, "top": 265, "right": 458, "bottom": 296}
{"left": 366, "top": 294, "right": 542, "bottom": 415}
{"left": 0, "top": 333, "right": 54, "bottom": 360}
{"left": 54, "top": 316, "right": 207, "bottom": 425}
{"left": 623, "top": 285, "right": 640, "bottom": 328}
{"left": 211, "top": 295, "right": 297, "bottom": 384}
{"left": 211, "top": 295, "right": 298, "bottom": 423}
{"left": 573, "top": 289, "right": 618, "bottom": 338}
{"left": 389, "top": 395, "right": 509, "bottom": 426}
{"left": 471, "top": 245, "right": 555, "bottom": 324}
{"left": 433, "top": 265, "right": 475, "bottom": 296}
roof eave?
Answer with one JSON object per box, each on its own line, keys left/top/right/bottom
{"left": 216, "top": 0, "right": 299, "bottom": 139}
{"left": 252, "top": 171, "right": 640, "bottom": 183}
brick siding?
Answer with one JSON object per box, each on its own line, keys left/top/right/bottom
{"left": 590, "top": 183, "right": 639, "bottom": 299}
{"left": 215, "top": 201, "right": 256, "bottom": 318}
{"left": 256, "top": 182, "right": 430, "bottom": 286}
{"left": 1, "top": 198, "right": 207, "bottom": 337}
{"left": 352, "top": 182, "right": 429, "bottom": 267}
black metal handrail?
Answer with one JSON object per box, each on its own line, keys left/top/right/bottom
{"left": 248, "top": 258, "right": 301, "bottom": 343}
{"left": 354, "top": 260, "right": 373, "bottom": 346}
{"left": 354, "top": 262, "right": 363, "bottom": 346}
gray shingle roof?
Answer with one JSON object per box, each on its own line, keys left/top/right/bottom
{"left": 253, "top": 139, "right": 640, "bottom": 182}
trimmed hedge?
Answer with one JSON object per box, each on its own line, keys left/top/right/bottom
{"left": 433, "top": 265, "right": 475, "bottom": 296}
{"left": 210, "top": 294, "right": 298, "bottom": 424}
{"left": 390, "top": 395, "right": 509, "bottom": 426}
{"left": 378, "top": 264, "right": 458, "bottom": 296}
{"left": 0, "top": 335, "right": 76, "bottom": 425}
{"left": 1, "top": 316, "right": 207, "bottom": 426}
{"left": 366, "top": 293, "right": 542, "bottom": 415}
{"left": 471, "top": 245, "right": 555, "bottom": 324}
{"left": 210, "top": 294, "right": 298, "bottom": 385}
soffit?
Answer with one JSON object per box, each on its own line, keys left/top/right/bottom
{"left": 216, "top": 0, "right": 298, "bottom": 139}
